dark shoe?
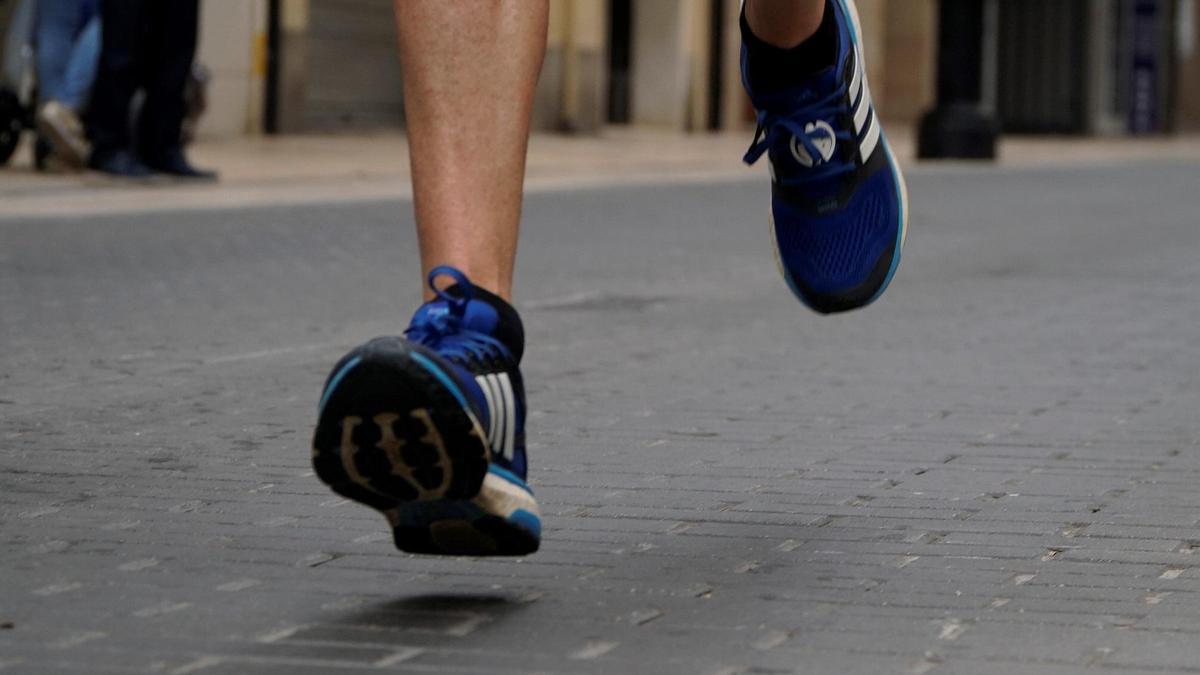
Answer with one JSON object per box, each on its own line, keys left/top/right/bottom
{"left": 312, "top": 267, "right": 541, "bottom": 556}
{"left": 144, "top": 148, "right": 217, "bottom": 180}
{"left": 89, "top": 149, "right": 156, "bottom": 178}
{"left": 741, "top": 0, "right": 908, "bottom": 314}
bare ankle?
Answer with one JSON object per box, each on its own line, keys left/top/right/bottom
{"left": 744, "top": 0, "right": 826, "bottom": 49}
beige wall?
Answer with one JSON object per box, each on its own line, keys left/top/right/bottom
{"left": 541, "top": 0, "right": 608, "bottom": 132}
{"left": 196, "top": 0, "right": 267, "bottom": 138}
{"left": 630, "top": 0, "right": 692, "bottom": 128}
{"left": 591, "top": 0, "right": 935, "bottom": 132}
{"left": 193, "top": 0, "right": 936, "bottom": 137}
{"left": 856, "top": 0, "right": 887, "bottom": 106}
{"left": 880, "top": 0, "right": 937, "bottom": 122}
{"left": 837, "top": 0, "right": 936, "bottom": 124}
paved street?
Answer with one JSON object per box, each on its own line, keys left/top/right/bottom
{"left": 2, "top": 158, "right": 1199, "bottom": 674}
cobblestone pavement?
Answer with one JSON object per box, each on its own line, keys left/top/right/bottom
{"left": 2, "top": 160, "right": 1199, "bottom": 674}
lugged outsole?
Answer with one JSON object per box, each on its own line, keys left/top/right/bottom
{"left": 387, "top": 470, "right": 541, "bottom": 556}
{"left": 312, "top": 337, "right": 540, "bottom": 556}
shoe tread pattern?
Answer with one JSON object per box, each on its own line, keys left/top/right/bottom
{"left": 312, "top": 339, "right": 488, "bottom": 510}
{"left": 312, "top": 337, "right": 538, "bottom": 556}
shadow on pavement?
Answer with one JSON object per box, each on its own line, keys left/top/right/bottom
{"left": 237, "top": 592, "right": 537, "bottom": 669}
{"left": 343, "top": 592, "right": 530, "bottom": 633}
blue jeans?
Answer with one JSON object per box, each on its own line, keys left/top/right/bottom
{"left": 36, "top": 0, "right": 100, "bottom": 110}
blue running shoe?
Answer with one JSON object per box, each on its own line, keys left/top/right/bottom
{"left": 742, "top": 0, "right": 909, "bottom": 314}
{"left": 312, "top": 267, "right": 540, "bottom": 556}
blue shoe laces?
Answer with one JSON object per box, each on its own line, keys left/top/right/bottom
{"left": 743, "top": 85, "right": 856, "bottom": 186}
{"left": 404, "top": 266, "right": 512, "bottom": 367}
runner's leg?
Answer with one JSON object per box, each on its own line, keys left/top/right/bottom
{"left": 311, "top": 2, "right": 549, "bottom": 557}
{"left": 393, "top": 1, "right": 548, "bottom": 301}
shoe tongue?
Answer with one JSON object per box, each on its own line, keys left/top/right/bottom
{"left": 755, "top": 65, "right": 847, "bottom": 190}
{"left": 410, "top": 284, "right": 525, "bottom": 363}
{"left": 747, "top": 64, "right": 839, "bottom": 114}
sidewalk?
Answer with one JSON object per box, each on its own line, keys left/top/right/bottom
{"left": 3, "top": 148, "right": 1200, "bottom": 674}
{"left": 3, "top": 127, "right": 1200, "bottom": 219}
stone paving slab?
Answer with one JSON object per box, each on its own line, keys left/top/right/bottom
{"left": 2, "top": 161, "right": 1199, "bottom": 673}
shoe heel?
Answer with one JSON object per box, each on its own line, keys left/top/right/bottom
{"left": 312, "top": 339, "right": 541, "bottom": 556}
{"left": 387, "top": 469, "right": 542, "bottom": 556}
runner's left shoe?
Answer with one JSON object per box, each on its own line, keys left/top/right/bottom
{"left": 312, "top": 267, "right": 540, "bottom": 556}
{"left": 742, "top": 0, "right": 908, "bottom": 314}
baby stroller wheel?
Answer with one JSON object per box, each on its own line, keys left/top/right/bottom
{"left": 0, "top": 89, "right": 22, "bottom": 166}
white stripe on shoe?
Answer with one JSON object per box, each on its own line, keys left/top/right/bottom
{"left": 497, "top": 373, "right": 516, "bottom": 460}
{"left": 840, "top": 0, "right": 880, "bottom": 163}
{"left": 859, "top": 107, "right": 881, "bottom": 162}
{"left": 849, "top": 50, "right": 864, "bottom": 112}
{"left": 488, "top": 374, "right": 505, "bottom": 456}
{"left": 476, "top": 372, "right": 517, "bottom": 460}
{"left": 853, "top": 78, "right": 872, "bottom": 136}
{"left": 476, "top": 375, "right": 497, "bottom": 444}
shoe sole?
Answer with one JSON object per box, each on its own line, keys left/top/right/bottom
{"left": 769, "top": 0, "right": 909, "bottom": 313}
{"left": 312, "top": 339, "right": 540, "bottom": 556}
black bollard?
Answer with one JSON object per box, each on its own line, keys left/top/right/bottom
{"left": 917, "top": 0, "right": 998, "bottom": 159}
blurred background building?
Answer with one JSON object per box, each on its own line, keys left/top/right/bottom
{"left": 196, "top": 0, "right": 1199, "bottom": 140}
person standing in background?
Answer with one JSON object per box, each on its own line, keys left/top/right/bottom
{"left": 86, "top": 0, "right": 214, "bottom": 179}
{"left": 34, "top": 0, "right": 100, "bottom": 168}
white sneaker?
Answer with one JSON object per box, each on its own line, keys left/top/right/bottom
{"left": 36, "top": 100, "right": 91, "bottom": 168}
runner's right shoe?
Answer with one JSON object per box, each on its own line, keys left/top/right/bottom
{"left": 741, "top": 0, "right": 908, "bottom": 314}
{"left": 312, "top": 266, "right": 540, "bottom": 556}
